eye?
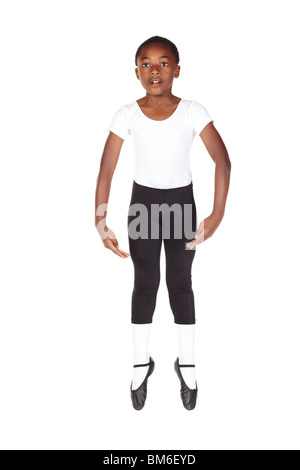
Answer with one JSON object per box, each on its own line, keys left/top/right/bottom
{"left": 161, "top": 62, "right": 168, "bottom": 66}
{"left": 142, "top": 63, "right": 150, "bottom": 67}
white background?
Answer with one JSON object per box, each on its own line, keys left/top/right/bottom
{"left": 0, "top": 0, "right": 299, "bottom": 450}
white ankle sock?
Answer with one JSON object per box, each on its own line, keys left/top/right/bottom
{"left": 176, "top": 324, "right": 197, "bottom": 389}
{"left": 131, "top": 323, "right": 151, "bottom": 390}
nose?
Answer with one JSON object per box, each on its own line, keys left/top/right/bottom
{"left": 150, "top": 66, "right": 160, "bottom": 74}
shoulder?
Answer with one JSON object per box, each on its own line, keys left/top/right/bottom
{"left": 185, "top": 99, "right": 212, "bottom": 121}
{"left": 183, "top": 99, "right": 209, "bottom": 114}
{"left": 110, "top": 100, "right": 135, "bottom": 114}
{"left": 124, "top": 100, "right": 137, "bottom": 117}
{"left": 109, "top": 101, "right": 138, "bottom": 126}
{"left": 182, "top": 99, "right": 213, "bottom": 134}
{"left": 179, "top": 99, "right": 210, "bottom": 118}
{"left": 114, "top": 100, "right": 138, "bottom": 122}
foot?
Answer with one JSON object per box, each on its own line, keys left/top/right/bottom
{"left": 174, "top": 357, "right": 198, "bottom": 410}
{"left": 132, "top": 360, "right": 150, "bottom": 390}
{"left": 130, "top": 357, "right": 155, "bottom": 410}
{"left": 179, "top": 364, "right": 196, "bottom": 389}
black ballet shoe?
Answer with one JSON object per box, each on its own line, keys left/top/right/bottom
{"left": 174, "top": 357, "right": 198, "bottom": 410}
{"left": 130, "top": 357, "right": 155, "bottom": 410}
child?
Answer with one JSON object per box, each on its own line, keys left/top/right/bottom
{"left": 95, "top": 35, "right": 231, "bottom": 411}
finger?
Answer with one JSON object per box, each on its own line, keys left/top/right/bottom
{"left": 188, "top": 233, "right": 202, "bottom": 248}
{"left": 186, "top": 232, "right": 199, "bottom": 248}
{"left": 192, "top": 234, "right": 204, "bottom": 246}
{"left": 104, "top": 238, "right": 120, "bottom": 252}
{"left": 104, "top": 238, "right": 129, "bottom": 258}
{"left": 109, "top": 243, "right": 129, "bottom": 258}
{"left": 110, "top": 244, "right": 127, "bottom": 258}
{"left": 111, "top": 238, "right": 119, "bottom": 248}
{"left": 186, "top": 239, "right": 196, "bottom": 249}
{"left": 194, "top": 228, "right": 205, "bottom": 244}
{"left": 118, "top": 250, "right": 130, "bottom": 257}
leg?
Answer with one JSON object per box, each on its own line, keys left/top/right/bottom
{"left": 163, "top": 194, "right": 197, "bottom": 325}
{"left": 127, "top": 187, "right": 162, "bottom": 390}
{"left": 131, "top": 323, "right": 151, "bottom": 389}
{"left": 128, "top": 224, "right": 162, "bottom": 324}
{"left": 176, "top": 324, "right": 196, "bottom": 389}
{"left": 164, "top": 190, "right": 197, "bottom": 388}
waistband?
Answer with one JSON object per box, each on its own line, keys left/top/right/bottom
{"left": 133, "top": 180, "right": 193, "bottom": 194}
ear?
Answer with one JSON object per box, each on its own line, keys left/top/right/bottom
{"left": 135, "top": 68, "right": 140, "bottom": 80}
{"left": 175, "top": 64, "right": 180, "bottom": 78}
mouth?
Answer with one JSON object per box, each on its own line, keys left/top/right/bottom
{"left": 149, "top": 79, "right": 162, "bottom": 87}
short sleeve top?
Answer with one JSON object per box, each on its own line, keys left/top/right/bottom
{"left": 107, "top": 98, "right": 213, "bottom": 189}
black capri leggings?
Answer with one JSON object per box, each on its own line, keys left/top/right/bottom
{"left": 127, "top": 180, "right": 198, "bottom": 325}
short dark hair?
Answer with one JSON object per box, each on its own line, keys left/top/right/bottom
{"left": 135, "top": 35, "right": 180, "bottom": 66}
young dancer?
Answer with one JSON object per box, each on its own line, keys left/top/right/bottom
{"left": 95, "top": 36, "right": 231, "bottom": 411}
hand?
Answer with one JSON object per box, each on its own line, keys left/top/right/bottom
{"left": 186, "top": 213, "right": 222, "bottom": 249}
{"left": 97, "top": 223, "right": 130, "bottom": 259}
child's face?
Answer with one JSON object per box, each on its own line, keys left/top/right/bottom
{"left": 135, "top": 42, "right": 180, "bottom": 95}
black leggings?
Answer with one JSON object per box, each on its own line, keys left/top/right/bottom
{"left": 127, "top": 180, "right": 198, "bottom": 325}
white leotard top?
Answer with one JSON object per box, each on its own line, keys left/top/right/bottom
{"left": 107, "top": 98, "right": 213, "bottom": 189}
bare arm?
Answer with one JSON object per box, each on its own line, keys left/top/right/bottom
{"left": 186, "top": 122, "right": 231, "bottom": 248}
{"left": 95, "top": 131, "right": 130, "bottom": 258}
{"left": 201, "top": 121, "right": 231, "bottom": 219}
